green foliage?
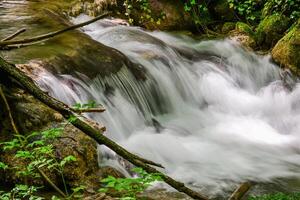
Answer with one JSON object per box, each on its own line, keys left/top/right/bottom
{"left": 0, "top": 126, "right": 78, "bottom": 199}
{"left": 0, "top": 185, "right": 44, "bottom": 200}
{"left": 249, "top": 192, "right": 300, "bottom": 200}
{"left": 99, "top": 167, "right": 162, "bottom": 200}
{"left": 263, "top": 0, "right": 300, "bottom": 20}
{"left": 183, "top": 0, "right": 211, "bottom": 27}
{"left": 123, "top": 0, "right": 165, "bottom": 25}
{"left": 72, "top": 100, "right": 98, "bottom": 110}
{"left": 228, "top": 0, "right": 299, "bottom": 23}
{"left": 0, "top": 161, "right": 8, "bottom": 170}
{"left": 228, "top": 0, "right": 261, "bottom": 22}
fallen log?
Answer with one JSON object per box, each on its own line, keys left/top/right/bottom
{"left": 0, "top": 57, "right": 209, "bottom": 200}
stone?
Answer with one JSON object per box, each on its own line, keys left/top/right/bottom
{"left": 272, "top": 19, "right": 300, "bottom": 74}
{"left": 255, "top": 14, "right": 290, "bottom": 49}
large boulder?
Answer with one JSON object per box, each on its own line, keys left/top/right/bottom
{"left": 255, "top": 14, "right": 290, "bottom": 49}
{"left": 272, "top": 19, "right": 300, "bottom": 74}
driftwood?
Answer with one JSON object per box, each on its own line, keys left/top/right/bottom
{"left": 0, "top": 57, "right": 209, "bottom": 200}
{"left": 0, "top": 12, "right": 111, "bottom": 49}
{"left": 228, "top": 182, "right": 252, "bottom": 200}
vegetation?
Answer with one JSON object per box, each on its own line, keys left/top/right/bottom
{"left": 100, "top": 167, "right": 162, "bottom": 200}
{"left": 0, "top": 119, "right": 84, "bottom": 199}
{"left": 249, "top": 192, "right": 300, "bottom": 200}
{"left": 123, "top": 0, "right": 166, "bottom": 25}
{"left": 1, "top": 0, "right": 300, "bottom": 199}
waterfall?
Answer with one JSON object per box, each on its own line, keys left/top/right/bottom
{"left": 36, "top": 15, "right": 300, "bottom": 197}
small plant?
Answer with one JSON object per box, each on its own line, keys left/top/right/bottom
{"left": 0, "top": 120, "right": 79, "bottom": 199}
{"left": 99, "top": 167, "right": 162, "bottom": 200}
{"left": 228, "top": 0, "right": 261, "bottom": 22}
{"left": 263, "top": 0, "right": 300, "bottom": 20}
{"left": 72, "top": 100, "right": 98, "bottom": 110}
{"left": 183, "top": 0, "right": 211, "bottom": 32}
{"left": 0, "top": 184, "right": 44, "bottom": 200}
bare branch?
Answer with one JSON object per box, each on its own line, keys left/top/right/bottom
{"left": 0, "top": 85, "right": 19, "bottom": 134}
{"left": 37, "top": 167, "right": 67, "bottom": 198}
{"left": 0, "top": 12, "right": 111, "bottom": 49}
{"left": 1, "top": 28, "right": 26, "bottom": 42}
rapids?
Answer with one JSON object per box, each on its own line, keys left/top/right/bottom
{"left": 36, "top": 15, "right": 300, "bottom": 197}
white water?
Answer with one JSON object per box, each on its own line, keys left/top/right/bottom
{"left": 37, "top": 16, "right": 300, "bottom": 197}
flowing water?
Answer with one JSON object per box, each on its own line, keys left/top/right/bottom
{"left": 10, "top": 12, "right": 300, "bottom": 197}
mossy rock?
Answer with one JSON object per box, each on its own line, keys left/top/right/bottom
{"left": 132, "top": 0, "right": 194, "bottom": 31}
{"left": 222, "top": 22, "right": 236, "bottom": 34}
{"left": 235, "top": 22, "right": 255, "bottom": 36}
{"left": 272, "top": 19, "right": 300, "bottom": 74}
{"left": 255, "top": 14, "right": 290, "bottom": 49}
{"left": 228, "top": 22, "right": 256, "bottom": 50}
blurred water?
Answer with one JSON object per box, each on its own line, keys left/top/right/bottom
{"left": 36, "top": 15, "right": 300, "bottom": 197}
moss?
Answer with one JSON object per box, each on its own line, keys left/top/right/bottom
{"left": 236, "top": 22, "right": 255, "bottom": 36}
{"left": 272, "top": 19, "right": 300, "bottom": 74}
{"left": 222, "top": 22, "right": 236, "bottom": 34}
{"left": 255, "top": 14, "right": 290, "bottom": 48}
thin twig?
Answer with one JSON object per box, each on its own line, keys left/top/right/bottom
{"left": 37, "top": 167, "right": 67, "bottom": 198}
{"left": 0, "top": 12, "right": 111, "bottom": 48}
{"left": 1, "top": 28, "right": 26, "bottom": 42}
{"left": 1, "top": 40, "right": 48, "bottom": 50}
{"left": 0, "top": 85, "right": 19, "bottom": 134}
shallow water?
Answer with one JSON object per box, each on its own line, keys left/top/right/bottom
{"left": 32, "top": 14, "right": 300, "bottom": 198}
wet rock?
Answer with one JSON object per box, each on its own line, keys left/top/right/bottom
{"left": 70, "top": 0, "right": 117, "bottom": 17}
{"left": 272, "top": 19, "right": 300, "bottom": 74}
{"left": 229, "top": 22, "right": 256, "bottom": 50}
{"left": 84, "top": 193, "right": 114, "bottom": 200}
{"left": 139, "top": 189, "right": 193, "bottom": 200}
{"left": 255, "top": 14, "right": 290, "bottom": 49}
{"left": 222, "top": 22, "right": 236, "bottom": 34}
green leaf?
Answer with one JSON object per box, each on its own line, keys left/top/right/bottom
{"left": 60, "top": 155, "right": 77, "bottom": 167}
{"left": 0, "top": 162, "right": 8, "bottom": 170}
{"left": 15, "top": 150, "right": 34, "bottom": 159}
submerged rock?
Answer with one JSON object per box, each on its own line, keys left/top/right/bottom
{"left": 272, "top": 19, "right": 300, "bottom": 74}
